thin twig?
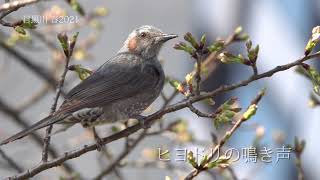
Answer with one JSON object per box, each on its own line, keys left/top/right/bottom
{"left": 41, "top": 41, "right": 72, "bottom": 162}
{"left": 187, "top": 103, "right": 216, "bottom": 118}
{"left": 194, "top": 54, "right": 202, "bottom": 95}
{"left": 251, "top": 63, "right": 258, "bottom": 76}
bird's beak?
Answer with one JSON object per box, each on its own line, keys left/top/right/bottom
{"left": 156, "top": 34, "right": 178, "bottom": 43}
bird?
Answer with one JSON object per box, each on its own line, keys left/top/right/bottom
{"left": 0, "top": 25, "right": 178, "bottom": 149}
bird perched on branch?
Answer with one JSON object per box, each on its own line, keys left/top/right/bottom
{"left": 0, "top": 25, "right": 177, "bottom": 149}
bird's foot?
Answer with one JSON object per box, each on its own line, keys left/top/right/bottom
{"left": 134, "top": 115, "right": 151, "bottom": 129}
{"left": 92, "top": 127, "right": 104, "bottom": 151}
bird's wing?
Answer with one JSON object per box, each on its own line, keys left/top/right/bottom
{"left": 58, "top": 55, "right": 161, "bottom": 114}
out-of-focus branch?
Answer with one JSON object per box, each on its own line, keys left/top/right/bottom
{"left": 187, "top": 103, "right": 216, "bottom": 118}
{"left": 292, "top": 137, "right": 306, "bottom": 180}
{"left": 0, "top": 97, "right": 74, "bottom": 174}
{"left": 0, "top": 41, "right": 59, "bottom": 89}
{"left": 7, "top": 50, "right": 320, "bottom": 180}
{"left": 93, "top": 131, "right": 146, "bottom": 180}
{"left": 0, "top": 148, "right": 23, "bottom": 173}
{"left": 226, "top": 167, "right": 238, "bottom": 180}
{"left": 98, "top": 146, "right": 124, "bottom": 180}
{"left": 15, "top": 84, "right": 51, "bottom": 112}
{"left": 0, "top": 0, "right": 38, "bottom": 13}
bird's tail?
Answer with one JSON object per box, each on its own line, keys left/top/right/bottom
{"left": 0, "top": 114, "right": 68, "bottom": 146}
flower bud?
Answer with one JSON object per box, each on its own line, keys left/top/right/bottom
{"left": 184, "top": 32, "right": 199, "bottom": 49}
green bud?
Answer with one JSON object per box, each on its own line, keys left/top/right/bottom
{"left": 187, "top": 151, "right": 198, "bottom": 168}
{"left": 220, "top": 115, "right": 230, "bottom": 123}
{"left": 302, "top": 65, "right": 320, "bottom": 96}
{"left": 207, "top": 161, "right": 218, "bottom": 169}
{"left": 169, "top": 79, "right": 185, "bottom": 94}
{"left": 21, "top": 18, "right": 38, "bottom": 29}
{"left": 234, "top": 26, "right": 250, "bottom": 41}
{"left": 255, "top": 45, "right": 260, "bottom": 54}
{"left": 69, "top": 64, "right": 92, "bottom": 80}
{"left": 300, "top": 140, "right": 306, "bottom": 152}
{"left": 89, "top": 19, "right": 103, "bottom": 30}
{"left": 305, "top": 40, "right": 316, "bottom": 56}
{"left": 246, "top": 40, "right": 252, "bottom": 50}
{"left": 69, "top": 0, "right": 85, "bottom": 16}
{"left": 248, "top": 45, "right": 259, "bottom": 63}
{"left": 308, "top": 93, "right": 320, "bottom": 108}
{"left": 237, "top": 33, "right": 250, "bottom": 41}
{"left": 184, "top": 32, "right": 199, "bottom": 49}
{"left": 219, "top": 52, "right": 245, "bottom": 64}
{"left": 14, "top": 26, "right": 26, "bottom": 35}
{"left": 111, "top": 126, "right": 120, "bottom": 132}
{"left": 199, "top": 34, "right": 206, "bottom": 48}
{"left": 207, "top": 40, "right": 225, "bottom": 53}
{"left": 57, "top": 32, "right": 69, "bottom": 56}
{"left": 215, "top": 156, "right": 230, "bottom": 164}
{"left": 69, "top": 32, "right": 79, "bottom": 56}
{"left": 305, "top": 26, "right": 320, "bottom": 56}
{"left": 313, "top": 84, "right": 320, "bottom": 95}
{"left": 207, "top": 156, "right": 229, "bottom": 169}
{"left": 174, "top": 42, "right": 195, "bottom": 55}
{"left": 169, "top": 79, "right": 180, "bottom": 89}
{"left": 200, "top": 154, "right": 208, "bottom": 168}
{"left": 223, "top": 110, "right": 235, "bottom": 119}
{"left": 173, "top": 42, "right": 186, "bottom": 50}
{"left": 294, "top": 136, "right": 306, "bottom": 153}
{"left": 243, "top": 104, "right": 258, "bottom": 120}
{"left": 234, "top": 26, "right": 243, "bottom": 35}
{"left": 94, "top": 7, "right": 108, "bottom": 17}
{"left": 214, "top": 97, "right": 241, "bottom": 128}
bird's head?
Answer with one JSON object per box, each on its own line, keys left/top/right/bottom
{"left": 120, "top": 25, "right": 178, "bottom": 59}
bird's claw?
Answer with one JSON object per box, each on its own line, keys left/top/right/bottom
{"left": 95, "top": 137, "right": 104, "bottom": 152}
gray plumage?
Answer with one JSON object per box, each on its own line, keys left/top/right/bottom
{"left": 0, "top": 25, "right": 177, "bottom": 146}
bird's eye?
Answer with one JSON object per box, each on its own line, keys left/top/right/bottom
{"left": 140, "top": 32, "right": 147, "bottom": 38}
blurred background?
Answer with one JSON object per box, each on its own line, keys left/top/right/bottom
{"left": 0, "top": 0, "right": 319, "bottom": 179}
